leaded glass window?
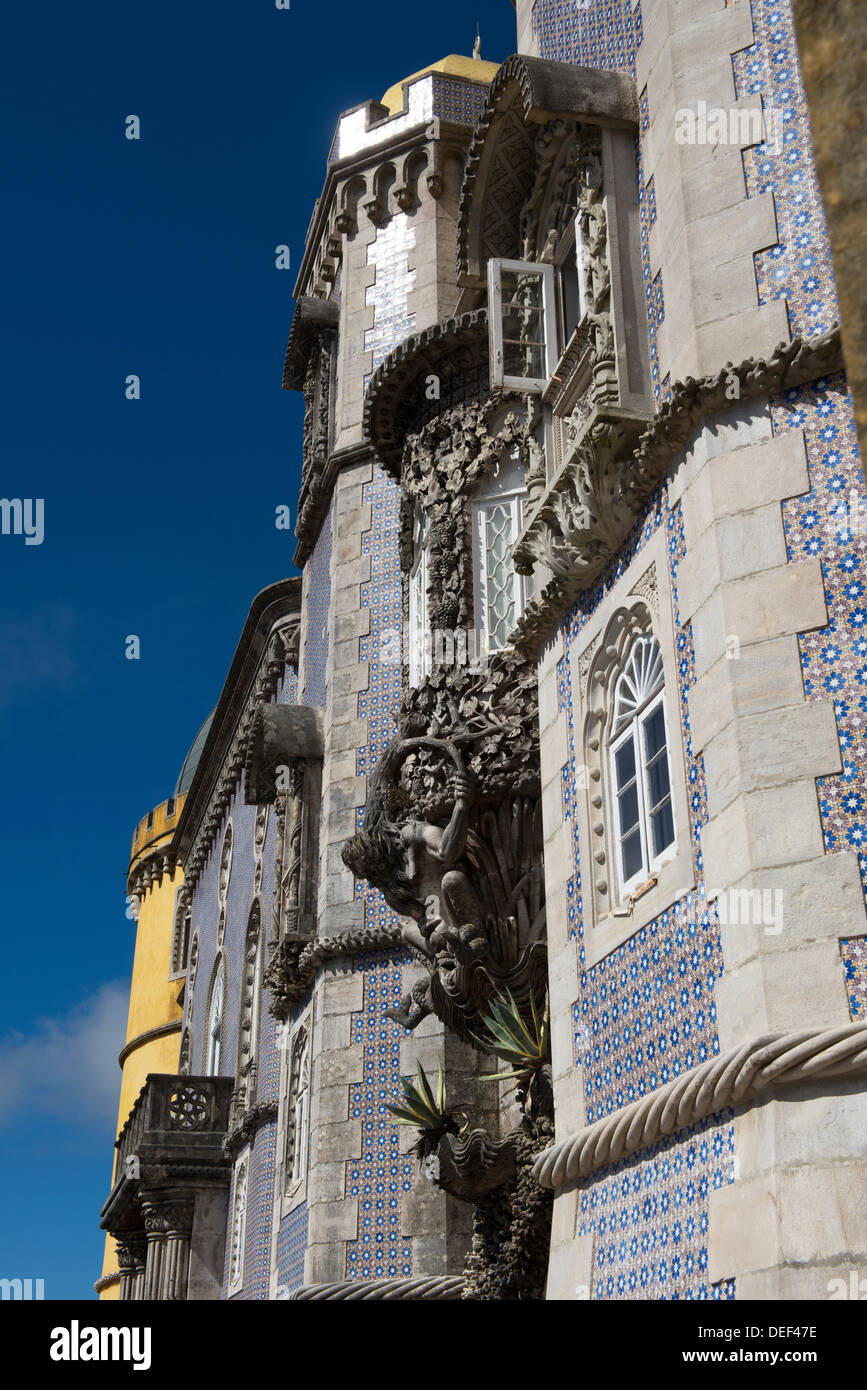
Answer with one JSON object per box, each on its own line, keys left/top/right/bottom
{"left": 408, "top": 506, "right": 431, "bottom": 687}
{"left": 472, "top": 452, "right": 533, "bottom": 656}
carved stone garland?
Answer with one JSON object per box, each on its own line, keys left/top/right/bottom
{"left": 398, "top": 398, "right": 527, "bottom": 639}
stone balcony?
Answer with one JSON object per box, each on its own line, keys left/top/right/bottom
{"left": 100, "top": 1075, "right": 234, "bottom": 1301}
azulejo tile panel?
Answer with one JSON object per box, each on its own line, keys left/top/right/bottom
{"left": 276, "top": 1202, "right": 309, "bottom": 1295}
{"left": 577, "top": 1111, "right": 736, "bottom": 1301}
{"left": 365, "top": 216, "right": 417, "bottom": 372}
{"left": 733, "top": 0, "right": 838, "bottom": 340}
{"left": 841, "top": 938, "right": 867, "bottom": 1021}
{"left": 345, "top": 950, "right": 415, "bottom": 1280}
{"left": 777, "top": 376, "right": 867, "bottom": 903}
{"left": 532, "top": 0, "right": 639, "bottom": 75}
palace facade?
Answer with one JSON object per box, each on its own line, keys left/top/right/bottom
{"left": 97, "top": 1, "right": 867, "bottom": 1301}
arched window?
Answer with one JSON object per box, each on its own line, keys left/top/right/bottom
{"left": 206, "top": 960, "right": 225, "bottom": 1076}
{"left": 471, "top": 451, "right": 533, "bottom": 655}
{"left": 408, "top": 506, "right": 431, "bottom": 687}
{"left": 171, "top": 899, "right": 191, "bottom": 977}
{"left": 229, "top": 1157, "right": 248, "bottom": 1292}
{"left": 286, "top": 1028, "right": 310, "bottom": 1191}
{"left": 609, "top": 635, "right": 675, "bottom": 897}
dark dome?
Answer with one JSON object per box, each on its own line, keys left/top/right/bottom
{"left": 174, "top": 711, "right": 215, "bottom": 797}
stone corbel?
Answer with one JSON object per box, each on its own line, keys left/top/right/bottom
{"left": 244, "top": 704, "right": 323, "bottom": 954}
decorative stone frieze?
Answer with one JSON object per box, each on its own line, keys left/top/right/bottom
{"left": 511, "top": 326, "right": 844, "bottom": 657}
{"left": 456, "top": 53, "right": 638, "bottom": 287}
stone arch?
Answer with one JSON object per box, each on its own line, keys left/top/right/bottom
{"left": 582, "top": 601, "right": 655, "bottom": 914}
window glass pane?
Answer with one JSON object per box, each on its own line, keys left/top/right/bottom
{"left": 614, "top": 738, "right": 636, "bottom": 789}
{"left": 501, "top": 268, "right": 544, "bottom": 310}
{"left": 500, "top": 268, "right": 547, "bottom": 381}
{"left": 643, "top": 703, "right": 667, "bottom": 761}
{"left": 646, "top": 752, "right": 671, "bottom": 813}
{"left": 651, "top": 802, "right": 675, "bottom": 858}
{"left": 620, "top": 826, "right": 643, "bottom": 883}
{"left": 617, "top": 781, "right": 640, "bottom": 835}
{"left": 503, "top": 339, "right": 545, "bottom": 380}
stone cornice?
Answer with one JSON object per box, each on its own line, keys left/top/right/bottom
{"left": 512, "top": 326, "right": 844, "bottom": 656}
{"left": 292, "top": 441, "right": 372, "bottom": 569}
{"left": 282, "top": 296, "right": 340, "bottom": 392}
{"left": 363, "top": 311, "right": 491, "bottom": 479}
{"left": 174, "top": 579, "right": 302, "bottom": 893}
{"left": 118, "top": 1020, "right": 183, "bottom": 1071}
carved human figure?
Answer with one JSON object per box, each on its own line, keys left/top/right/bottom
{"left": 342, "top": 772, "right": 483, "bottom": 959}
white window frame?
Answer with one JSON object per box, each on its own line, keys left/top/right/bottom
{"left": 408, "top": 506, "right": 431, "bottom": 688}
{"left": 488, "top": 258, "right": 558, "bottom": 392}
{"left": 609, "top": 684, "right": 677, "bottom": 902}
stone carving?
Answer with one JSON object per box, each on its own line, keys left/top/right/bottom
{"left": 223, "top": 1101, "right": 279, "bottom": 1162}
{"left": 398, "top": 398, "right": 527, "bottom": 638}
{"left": 265, "top": 924, "right": 405, "bottom": 1023}
{"left": 576, "top": 633, "right": 602, "bottom": 702}
{"left": 581, "top": 603, "right": 655, "bottom": 911}
{"left": 253, "top": 804, "right": 269, "bottom": 893}
{"left": 218, "top": 825, "right": 233, "bottom": 905}
{"left": 168, "top": 1086, "right": 210, "bottom": 1131}
{"left": 630, "top": 561, "right": 659, "bottom": 616}
{"left": 456, "top": 53, "right": 637, "bottom": 285}
{"left": 341, "top": 650, "right": 547, "bottom": 1043}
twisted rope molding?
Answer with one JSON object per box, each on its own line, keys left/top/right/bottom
{"left": 287, "top": 1275, "right": 466, "bottom": 1301}
{"left": 533, "top": 1024, "right": 867, "bottom": 1190}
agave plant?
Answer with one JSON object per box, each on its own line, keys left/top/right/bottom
{"left": 473, "top": 989, "right": 551, "bottom": 1100}
{"left": 386, "top": 1063, "right": 465, "bottom": 1158}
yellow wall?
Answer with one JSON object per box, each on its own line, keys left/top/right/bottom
{"left": 99, "top": 797, "right": 186, "bottom": 1298}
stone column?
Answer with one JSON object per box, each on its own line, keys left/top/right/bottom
{"left": 142, "top": 1192, "right": 194, "bottom": 1301}
{"left": 116, "top": 1236, "right": 146, "bottom": 1302}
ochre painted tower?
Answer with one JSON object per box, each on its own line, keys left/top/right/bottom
{"left": 96, "top": 796, "right": 186, "bottom": 1298}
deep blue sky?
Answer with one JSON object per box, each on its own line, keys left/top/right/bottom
{"left": 0, "top": 0, "right": 516, "bottom": 1299}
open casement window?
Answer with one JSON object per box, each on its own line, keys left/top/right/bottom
{"left": 609, "top": 637, "right": 676, "bottom": 900}
{"left": 472, "top": 452, "right": 534, "bottom": 656}
{"left": 408, "top": 507, "right": 431, "bottom": 688}
{"left": 488, "top": 258, "right": 558, "bottom": 392}
{"left": 206, "top": 961, "right": 225, "bottom": 1076}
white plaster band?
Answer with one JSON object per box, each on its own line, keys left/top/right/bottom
{"left": 533, "top": 1024, "right": 867, "bottom": 1189}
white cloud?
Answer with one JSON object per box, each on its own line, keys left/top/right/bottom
{"left": 0, "top": 603, "right": 80, "bottom": 713}
{"left": 0, "top": 982, "right": 128, "bottom": 1132}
